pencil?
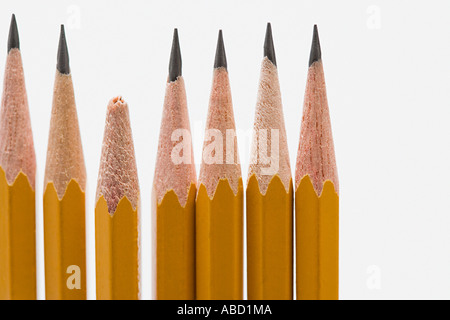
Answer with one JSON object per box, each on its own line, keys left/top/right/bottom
{"left": 95, "top": 96, "right": 140, "bottom": 300}
{"left": 196, "top": 30, "right": 243, "bottom": 300}
{"left": 152, "top": 29, "right": 196, "bottom": 300}
{"left": 0, "top": 14, "right": 36, "bottom": 300}
{"left": 43, "top": 25, "right": 86, "bottom": 300}
{"left": 295, "top": 25, "right": 339, "bottom": 300}
{"left": 247, "top": 23, "right": 293, "bottom": 300}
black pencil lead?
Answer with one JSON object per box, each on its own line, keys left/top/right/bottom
{"left": 214, "top": 30, "right": 227, "bottom": 70}
{"left": 309, "top": 24, "right": 322, "bottom": 67}
{"left": 8, "top": 14, "right": 19, "bottom": 53}
{"left": 57, "top": 25, "right": 70, "bottom": 74}
{"left": 169, "top": 28, "right": 182, "bottom": 82}
{"left": 264, "top": 23, "right": 276, "bottom": 66}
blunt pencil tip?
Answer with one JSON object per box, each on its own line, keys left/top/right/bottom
{"left": 8, "top": 14, "right": 19, "bottom": 53}
{"left": 214, "top": 30, "right": 227, "bottom": 70}
{"left": 309, "top": 24, "right": 321, "bottom": 67}
{"left": 264, "top": 22, "right": 276, "bottom": 66}
{"left": 169, "top": 28, "right": 182, "bottom": 82}
{"left": 57, "top": 25, "right": 70, "bottom": 74}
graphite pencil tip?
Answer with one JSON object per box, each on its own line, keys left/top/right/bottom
{"left": 214, "top": 30, "right": 227, "bottom": 70}
{"left": 169, "top": 28, "right": 182, "bottom": 82}
{"left": 309, "top": 24, "right": 322, "bottom": 67}
{"left": 57, "top": 25, "right": 70, "bottom": 74}
{"left": 264, "top": 22, "right": 276, "bottom": 66}
{"left": 8, "top": 14, "right": 19, "bottom": 53}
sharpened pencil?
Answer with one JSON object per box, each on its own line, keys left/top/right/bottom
{"left": 152, "top": 29, "right": 196, "bottom": 300}
{"left": 295, "top": 25, "right": 339, "bottom": 300}
{"left": 196, "top": 30, "right": 243, "bottom": 300}
{"left": 43, "top": 25, "right": 87, "bottom": 300}
{"left": 0, "top": 14, "right": 36, "bottom": 300}
{"left": 247, "top": 23, "right": 293, "bottom": 300}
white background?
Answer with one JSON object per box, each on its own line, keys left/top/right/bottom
{"left": 0, "top": 0, "right": 449, "bottom": 300}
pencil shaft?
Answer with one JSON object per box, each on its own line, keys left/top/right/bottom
{"left": 196, "top": 179, "right": 243, "bottom": 299}
{"left": 247, "top": 176, "right": 293, "bottom": 299}
{"left": 0, "top": 169, "right": 36, "bottom": 300}
{"left": 95, "top": 197, "right": 139, "bottom": 299}
{"left": 153, "top": 185, "right": 196, "bottom": 299}
{"left": 296, "top": 177, "right": 338, "bottom": 300}
{"left": 43, "top": 181, "right": 86, "bottom": 299}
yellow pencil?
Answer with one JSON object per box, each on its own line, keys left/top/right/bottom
{"left": 153, "top": 29, "right": 196, "bottom": 300}
{"left": 295, "top": 25, "right": 339, "bottom": 300}
{"left": 196, "top": 30, "right": 243, "bottom": 300}
{"left": 43, "top": 25, "right": 86, "bottom": 300}
{"left": 95, "top": 96, "right": 140, "bottom": 300}
{"left": 247, "top": 23, "right": 293, "bottom": 300}
{"left": 0, "top": 14, "right": 36, "bottom": 300}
